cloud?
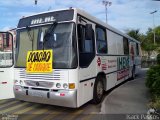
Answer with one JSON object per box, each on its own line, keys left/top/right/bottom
{"left": 104, "top": 0, "right": 160, "bottom": 33}
{"left": 0, "top": 0, "right": 159, "bottom": 34}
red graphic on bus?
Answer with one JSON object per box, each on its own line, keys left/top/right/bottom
{"left": 97, "top": 57, "right": 101, "bottom": 67}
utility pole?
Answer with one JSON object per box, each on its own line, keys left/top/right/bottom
{"left": 102, "top": 0, "right": 112, "bottom": 23}
{"left": 35, "top": 0, "right": 37, "bottom": 5}
{"left": 150, "top": 10, "right": 157, "bottom": 45}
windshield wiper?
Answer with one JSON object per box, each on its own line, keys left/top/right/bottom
{"left": 43, "top": 21, "right": 58, "bottom": 50}
{"left": 26, "top": 26, "right": 34, "bottom": 51}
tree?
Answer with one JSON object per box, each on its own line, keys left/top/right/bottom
{"left": 126, "top": 28, "right": 158, "bottom": 59}
{"left": 155, "top": 26, "right": 160, "bottom": 45}
{"left": 126, "top": 29, "right": 141, "bottom": 42}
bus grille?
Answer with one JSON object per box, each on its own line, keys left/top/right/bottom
{"left": 24, "top": 80, "right": 53, "bottom": 88}
{"left": 19, "top": 69, "right": 66, "bottom": 81}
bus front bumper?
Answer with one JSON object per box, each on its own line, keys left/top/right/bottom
{"left": 14, "top": 85, "right": 77, "bottom": 108}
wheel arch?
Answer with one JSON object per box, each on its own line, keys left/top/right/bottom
{"left": 96, "top": 72, "right": 107, "bottom": 91}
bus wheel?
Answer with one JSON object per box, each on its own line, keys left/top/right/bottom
{"left": 92, "top": 76, "right": 104, "bottom": 104}
{"left": 131, "top": 66, "right": 135, "bottom": 80}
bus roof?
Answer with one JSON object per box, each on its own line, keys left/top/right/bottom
{"left": 74, "top": 8, "right": 140, "bottom": 43}
{"left": 19, "top": 8, "right": 140, "bottom": 44}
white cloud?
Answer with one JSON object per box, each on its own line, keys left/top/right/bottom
{"left": 0, "top": 0, "right": 159, "bottom": 34}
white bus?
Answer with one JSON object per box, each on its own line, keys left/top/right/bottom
{"left": 0, "top": 32, "right": 14, "bottom": 99}
{"left": 14, "top": 8, "right": 141, "bottom": 108}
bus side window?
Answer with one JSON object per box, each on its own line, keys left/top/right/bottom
{"left": 77, "top": 24, "right": 95, "bottom": 67}
{"left": 123, "top": 37, "right": 129, "bottom": 55}
{"left": 136, "top": 43, "right": 139, "bottom": 56}
{"left": 77, "top": 24, "right": 94, "bottom": 53}
{"left": 96, "top": 27, "right": 107, "bottom": 54}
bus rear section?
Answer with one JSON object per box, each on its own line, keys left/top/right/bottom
{"left": 0, "top": 32, "right": 14, "bottom": 99}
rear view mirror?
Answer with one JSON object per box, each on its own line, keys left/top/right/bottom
{"left": 0, "top": 32, "right": 13, "bottom": 49}
{"left": 85, "top": 24, "right": 93, "bottom": 40}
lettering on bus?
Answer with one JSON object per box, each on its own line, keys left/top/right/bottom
{"left": 117, "top": 56, "right": 129, "bottom": 80}
{"left": 26, "top": 50, "right": 53, "bottom": 73}
{"left": 31, "top": 16, "right": 56, "bottom": 25}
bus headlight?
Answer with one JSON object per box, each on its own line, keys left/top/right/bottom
{"left": 56, "top": 83, "right": 61, "bottom": 88}
{"left": 63, "top": 83, "right": 68, "bottom": 89}
{"left": 20, "top": 80, "right": 23, "bottom": 85}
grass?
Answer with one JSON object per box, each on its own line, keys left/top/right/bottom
{"left": 149, "top": 95, "right": 160, "bottom": 109}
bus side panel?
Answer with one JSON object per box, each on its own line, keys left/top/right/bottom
{"left": 0, "top": 67, "right": 14, "bottom": 99}
{"left": 106, "top": 72, "right": 117, "bottom": 90}
{"left": 77, "top": 58, "right": 96, "bottom": 107}
{"left": 97, "top": 56, "right": 117, "bottom": 91}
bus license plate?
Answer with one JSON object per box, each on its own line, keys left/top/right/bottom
{"left": 29, "top": 90, "right": 45, "bottom": 98}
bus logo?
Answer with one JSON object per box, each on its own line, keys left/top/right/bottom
{"left": 36, "top": 82, "right": 39, "bottom": 86}
{"left": 97, "top": 57, "right": 101, "bottom": 67}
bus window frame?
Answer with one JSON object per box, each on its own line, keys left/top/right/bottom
{"left": 123, "top": 37, "right": 129, "bottom": 55}
{"left": 15, "top": 22, "right": 78, "bottom": 69}
{"left": 95, "top": 26, "right": 108, "bottom": 54}
{"left": 0, "top": 32, "right": 14, "bottom": 68}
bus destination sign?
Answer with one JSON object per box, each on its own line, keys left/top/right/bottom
{"left": 17, "top": 9, "right": 74, "bottom": 28}
{"left": 31, "top": 16, "right": 56, "bottom": 25}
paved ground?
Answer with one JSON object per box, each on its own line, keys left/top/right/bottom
{"left": 100, "top": 69, "right": 150, "bottom": 114}
{"left": 0, "top": 69, "right": 149, "bottom": 120}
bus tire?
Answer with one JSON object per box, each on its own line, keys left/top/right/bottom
{"left": 92, "top": 76, "right": 104, "bottom": 104}
{"left": 131, "top": 66, "right": 135, "bottom": 80}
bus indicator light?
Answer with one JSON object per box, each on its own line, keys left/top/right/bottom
{"left": 69, "top": 83, "right": 75, "bottom": 89}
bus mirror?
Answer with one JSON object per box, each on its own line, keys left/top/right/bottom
{"left": 85, "top": 24, "right": 92, "bottom": 40}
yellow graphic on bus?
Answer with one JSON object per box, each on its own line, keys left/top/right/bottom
{"left": 26, "top": 50, "right": 53, "bottom": 73}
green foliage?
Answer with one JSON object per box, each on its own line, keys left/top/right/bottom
{"left": 149, "top": 96, "right": 160, "bottom": 109}
{"left": 142, "top": 42, "right": 157, "bottom": 52}
{"left": 157, "top": 54, "right": 160, "bottom": 65}
{"left": 146, "top": 65, "right": 160, "bottom": 96}
{"left": 127, "top": 29, "right": 141, "bottom": 41}
{"left": 147, "top": 65, "right": 160, "bottom": 109}
{"left": 126, "top": 26, "right": 160, "bottom": 59}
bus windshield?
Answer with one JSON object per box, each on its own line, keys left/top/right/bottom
{"left": 15, "top": 22, "right": 77, "bottom": 69}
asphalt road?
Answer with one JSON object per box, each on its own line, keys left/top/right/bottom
{"left": 0, "top": 69, "right": 148, "bottom": 120}
{"left": 101, "top": 68, "right": 150, "bottom": 114}
{"left": 0, "top": 96, "right": 101, "bottom": 120}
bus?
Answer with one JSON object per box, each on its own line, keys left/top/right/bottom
{"left": 0, "top": 32, "right": 14, "bottom": 99}
{"left": 13, "top": 8, "right": 141, "bottom": 108}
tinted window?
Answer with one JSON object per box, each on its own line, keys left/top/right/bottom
{"left": 123, "top": 37, "right": 129, "bottom": 55}
{"left": 136, "top": 43, "right": 139, "bottom": 56}
{"left": 96, "top": 27, "right": 107, "bottom": 53}
{"left": 77, "top": 24, "right": 95, "bottom": 68}
{"left": 78, "top": 25, "right": 94, "bottom": 53}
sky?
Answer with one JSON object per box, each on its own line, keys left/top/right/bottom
{"left": 0, "top": 0, "right": 160, "bottom": 34}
